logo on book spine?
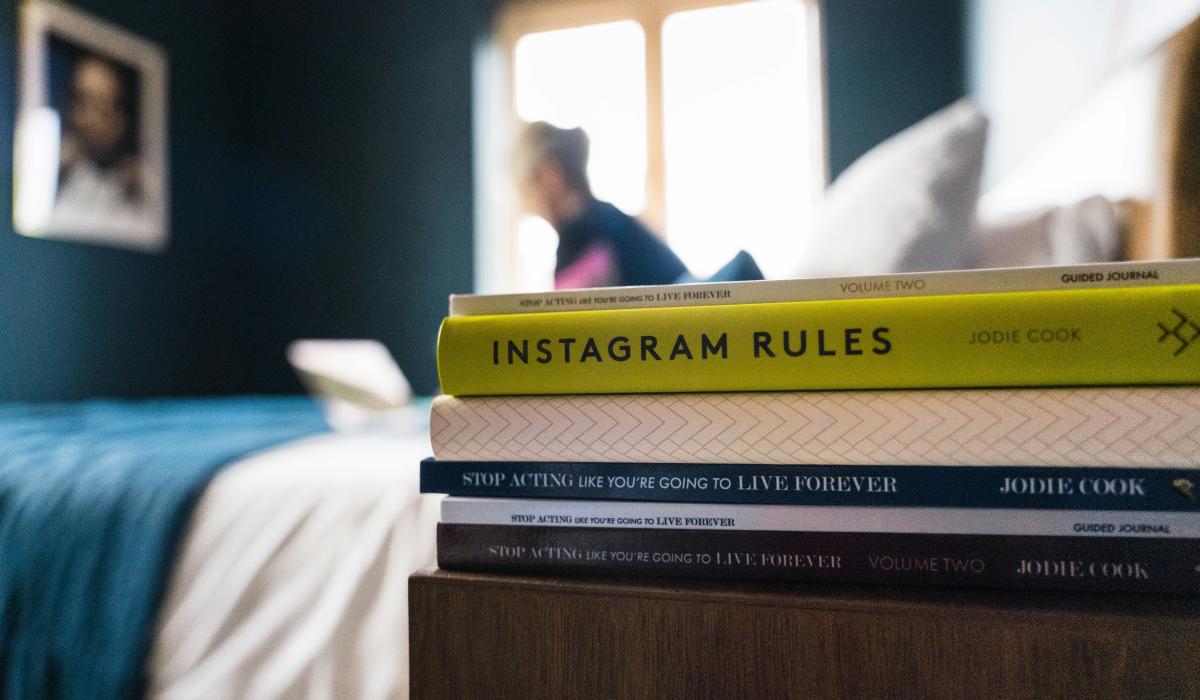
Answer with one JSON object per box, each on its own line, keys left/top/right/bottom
{"left": 1157, "top": 309, "right": 1200, "bottom": 356}
{"left": 1173, "top": 478, "right": 1196, "bottom": 500}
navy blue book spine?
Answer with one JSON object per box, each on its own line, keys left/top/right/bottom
{"left": 419, "top": 458, "right": 1200, "bottom": 511}
{"left": 437, "top": 524, "right": 1200, "bottom": 594}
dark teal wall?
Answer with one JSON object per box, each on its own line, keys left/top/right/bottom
{"left": 0, "top": 0, "right": 248, "bottom": 400}
{"left": 0, "top": 0, "right": 486, "bottom": 400}
{"left": 824, "top": 0, "right": 966, "bottom": 177}
{"left": 220, "top": 0, "right": 485, "bottom": 395}
{"left": 0, "top": 0, "right": 963, "bottom": 401}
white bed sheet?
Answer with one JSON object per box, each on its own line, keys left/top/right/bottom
{"left": 147, "top": 429, "right": 440, "bottom": 700}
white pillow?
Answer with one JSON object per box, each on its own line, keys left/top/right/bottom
{"left": 969, "top": 195, "right": 1123, "bottom": 269}
{"left": 792, "top": 99, "right": 987, "bottom": 277}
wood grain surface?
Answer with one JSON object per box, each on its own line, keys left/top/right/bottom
{"left": 410, "top": 567, "right": 1200, "bottom": 700}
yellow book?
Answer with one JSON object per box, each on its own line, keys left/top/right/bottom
{"left": 436, "top": 285, "right": 1200, "bottom": 396}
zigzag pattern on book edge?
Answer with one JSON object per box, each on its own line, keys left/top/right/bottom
{"left": 430, "top": 388, "right": 1200, "bottom": 467}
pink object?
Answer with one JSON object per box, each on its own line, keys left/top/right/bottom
{"left": 554, "top": 243, "right": 617, "bottom": 289}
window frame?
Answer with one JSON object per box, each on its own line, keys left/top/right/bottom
{"left": 475, "top": 0, "right": 828, "bottom": 292}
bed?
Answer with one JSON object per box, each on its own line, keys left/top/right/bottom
{"left": 0, "top": 397, "right": 439, "bottom": 700}
{"left": 148, "top": 428, "right": 438, "bottom": 700}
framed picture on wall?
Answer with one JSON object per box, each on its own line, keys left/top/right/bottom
{"left": 14, "top": 1, "right": 168, "bottom": 252}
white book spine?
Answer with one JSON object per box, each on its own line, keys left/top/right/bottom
{"left": 430, "top": 387, "right": 1200, "bottom": 468}
{"left": 448, "top": 259, "right": 1200, "bottom": 315}
{"left": 439, "top": 497, "right": 1200, "bottom": 538}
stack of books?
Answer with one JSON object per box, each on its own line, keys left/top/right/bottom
{"left": 423, "top": 260, "right": 1200, "bottom": 593}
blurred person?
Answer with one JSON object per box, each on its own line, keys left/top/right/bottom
{"left": 515, "top": 121, "right": 688, "bottom": 289}
{"left": 50, "top": 54, "right": 152, "bottom": 230}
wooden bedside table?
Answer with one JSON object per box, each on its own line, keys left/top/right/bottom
{"left": 410, "top": 567, "right": 1200, "bottom": 699}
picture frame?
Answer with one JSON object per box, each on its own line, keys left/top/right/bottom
{"left": 14, "top": 1, "right": 169, "bottom": 252}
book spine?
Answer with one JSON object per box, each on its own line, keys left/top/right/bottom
{"left": 428, "top": 388, "right": 1200, "bottom": 468}
{"left": 436, "top": 285, "right": 1200, "bottom": 396}
{"left": 438, "top": 497, "right": 1200, "bottom": 538}
{"left": 449, "top": 259, "right": 1200, "bottom": 315}
{"left": 437, "top": 524, "right": 1200, "bottom": 594}
{"left": 420, "top": 460, "right": 1200, "bottom": 511}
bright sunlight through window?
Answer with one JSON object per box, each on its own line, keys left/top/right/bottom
{"left": 513, "top": 20, "right": 648, "bottom": 290}
{"left": 663, "top": 0, "right": 815, "bottom": 278}
{"left": 514, "top": 20, "right": 648, "bottom": 215}
{"left": 484, "top": 0, "right": 823, "bottom": 291}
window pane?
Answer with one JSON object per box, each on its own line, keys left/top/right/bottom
{"left": 514, "top": 215, "right": 558, "bottom": 291}
{"left": 514, "top": 21, "right": 647, "bottom": 215}
{"left": 662, "top": 0, "right": 815, "bottom": 278}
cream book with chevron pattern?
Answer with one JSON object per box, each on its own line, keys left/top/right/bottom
{"left": 429, "top": 387, "right": 1200, "bottom": 468}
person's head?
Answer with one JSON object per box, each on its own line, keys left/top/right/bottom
{"left": 513, "top": 121, "right": 591, "bottom": 228}
{"left": 68, "top": 56, "right": 132, "bottom": 166}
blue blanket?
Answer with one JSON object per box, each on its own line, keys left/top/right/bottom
{"left": 0, "top": 397, "right": 328, "bottom": 700}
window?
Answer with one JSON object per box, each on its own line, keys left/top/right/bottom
{"left": 475, "top": 0, "right": 824, "bottom": 292}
